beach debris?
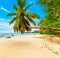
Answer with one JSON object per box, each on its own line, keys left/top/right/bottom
{"left": 6, "top": 36, "right": 11, "bottom": 38}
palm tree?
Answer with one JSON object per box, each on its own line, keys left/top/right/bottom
{"left": 7, "top": 0, "right": 40, "bottom": 33}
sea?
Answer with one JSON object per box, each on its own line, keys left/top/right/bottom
{"left": 0, "top": 32, "right": 39, "bottom": 38}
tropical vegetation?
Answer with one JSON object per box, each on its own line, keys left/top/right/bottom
{"left": 38, "top": 0, "right": 60, "bottom": 36}
{"left": 7, "top": 0, "right": 40, "bottom": 33}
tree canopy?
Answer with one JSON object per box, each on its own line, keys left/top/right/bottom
{"left": 38, "top": 0, "right": 60, "bottom": 27}
{"left": 38, "top": 0, "right": 60, "bottom": 35}
{"left": 7, "top": 0, "right": 40, "bottom": 33}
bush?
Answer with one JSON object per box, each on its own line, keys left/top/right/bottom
{"left": 40, "top": 30, "right": 53, "bottom": 34}
{"left": 40, "top": 29, "right": 60, "bottom": 37}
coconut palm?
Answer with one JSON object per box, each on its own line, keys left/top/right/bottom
{"left": 7, "top": 0, "right": 40, "bottom": 33}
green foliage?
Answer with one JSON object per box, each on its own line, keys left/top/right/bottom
{"left": 40, "top": 30, "right": 53, "bottom": 35}
{"left": 38, "top": 0, "right": 60, "bottom": 19}
{"left": 38, "top": 19, "right": 60, "bottom": 35}
{"left": 9, "top": 17, "right": 17, "bottom": 25}
{"left": 24, "top": 3, "right": 34, "bottom": 11}
{"left": 13, "top": 5, "right": 17, "bottom": 10}
{"left": 26, "top": 12, "right": 40, "bottom": 19}
{"left": 7, "top": 13, "right": 16, "bottom": 16}
{"left": 38, "top": 0, "right": 60, "bottom": 36}
{"left": 7, "top": 0, "right": 40, "bottom": 33}
{"left": 18, "top": 0, "right": 26, "bottom": 9}
{"left": 25, "top": 16, "right": 36, "bottom": 26}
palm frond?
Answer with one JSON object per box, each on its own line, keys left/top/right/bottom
{"left": 20, "top": 16, "right": 31, "bottom": 31}
{"left": 13, "top": 24, "right": 18, "bottom": 32}
{"left": 13, "top": 4, "right": 17, "bottom": 10}
{"left": 24, "top": 19, "right": 31, "bottom": 31}
{"left": 18, "top": 0, "right": 26, "bottom": 9}
{"left": 26, "top": 12, "right": 40, "bottom": 19}
{"left": 15, "top": 17, "right": 26, "bottom": 33}
{"left": 7, "top": 13, "right": 16, "bottom": 16}
{"left": 18, "top": 0, "right": 22, "bottom": 6}
{"left": 24, "top": 3, "right": 34, "bottom": 11}
{"left": 13, "top": 22, "right": 18, "bottom": 32}
{"left": 13, "top": 19, "right": 20, "bottom": 32}
{"left": 9, "top": 17, "right": 17, "bottom": 25}
{"left": 25, "top": 15, "right": 36, "bottom": 26}
{"left": 22, "top": 0, "right": 26, "bottom": 8}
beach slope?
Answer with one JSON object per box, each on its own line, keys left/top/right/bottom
{"left": 0, "top": 35, "right": 60, "bottom": 58}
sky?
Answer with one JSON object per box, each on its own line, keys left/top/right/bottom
{"left": 0, "top": 0, "right": 46, "bottom": 33}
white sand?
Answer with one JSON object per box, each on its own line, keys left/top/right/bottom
{"left": 0, "top": 34, "right": 60, "bottom": 58}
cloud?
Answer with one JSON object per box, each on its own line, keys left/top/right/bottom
{"left": 0, "top": 19, "right": 14, "bottom": 33}
{"left": 0, "top": 7, "right": 11, "bottom": 13}
{"left": 0, "top": 21, "right": 13, "bottom": 28}
{"left": 0, "top": 18, "right": 4, "bottom": 21}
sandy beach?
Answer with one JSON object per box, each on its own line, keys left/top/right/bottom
{"left": 0, "top": 34, "right": 60, "bottom": 58}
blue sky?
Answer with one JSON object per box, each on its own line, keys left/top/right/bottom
{"left": 0, "top": 0, "right": 46, "bottom": 33}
